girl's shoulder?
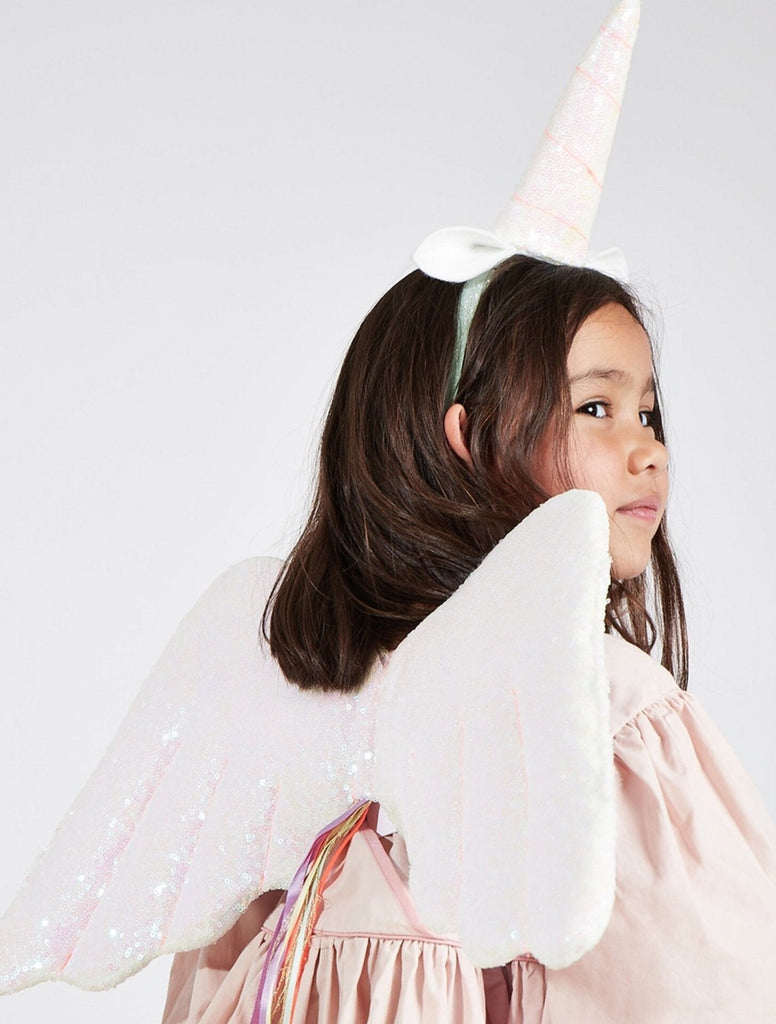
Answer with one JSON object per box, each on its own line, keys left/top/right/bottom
{"left": 603, "top": 633, "right": 678, "bottom": 736}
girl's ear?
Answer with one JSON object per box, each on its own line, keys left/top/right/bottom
{"left": 444, "top": 403, "right": 473, "bottom": 466}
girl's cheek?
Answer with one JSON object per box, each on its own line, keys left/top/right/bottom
{"left": 563, "top": 430, "right": 593, "bottom": 490}
{"left": 532, "top": 418, "right": 575, "bottom": 495}
{"left": 530, "top": 434, "right": 558, "bottom": 494}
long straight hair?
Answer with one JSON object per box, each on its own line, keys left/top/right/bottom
{"left": 264, "top": 256, "right": 688, "bottom": 692}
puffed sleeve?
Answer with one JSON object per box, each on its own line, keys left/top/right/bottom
{"left": 522, "top": 635, "right": 776, "bottom": 1024}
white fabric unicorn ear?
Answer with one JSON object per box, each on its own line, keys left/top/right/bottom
{"left": 414, "top": 0, "right": 640, "bottom": 282}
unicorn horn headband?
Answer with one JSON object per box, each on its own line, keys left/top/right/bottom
{"left": 413, "top": 0, "right": 640, "bottom": 404}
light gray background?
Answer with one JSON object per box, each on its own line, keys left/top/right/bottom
{"left": 1, "top": 1, "right": 773, "bottom": 1020}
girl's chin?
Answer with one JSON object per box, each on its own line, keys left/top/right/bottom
{"left": 610, "top": 539, "right": 653, "bottom": 580}
{"left": 611, "top": 555, "right": 650, "bottom": 581}
{"left": 609, "top": 521, "right": 659, "bottom": 580}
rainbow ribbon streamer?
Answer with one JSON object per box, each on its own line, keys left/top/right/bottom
{"left": 251, "top": 800, "right": 371, "bottom": 1024}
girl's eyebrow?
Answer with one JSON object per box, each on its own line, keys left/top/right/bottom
{"left": 569, "top": 368, "right": 656, "bottom": 398}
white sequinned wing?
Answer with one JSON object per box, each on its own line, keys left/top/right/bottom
{"left": 0, "top": 489, "right": 613, "bottom": 991}
{"left": 0, "top": 557, "right": 383, "bottom": 992}
{"left": 374, "top": 489, "right": 614, "bottom": 968}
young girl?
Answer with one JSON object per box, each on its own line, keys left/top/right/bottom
{"left": 2, "top": 2, "right": 776, "bottom": 1022}
{"left": 154, "top": 262, "right": 775, "bottom": 1024}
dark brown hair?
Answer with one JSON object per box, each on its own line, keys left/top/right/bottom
{"left": 264, "top": 255, "right": 688, "bottom": 692}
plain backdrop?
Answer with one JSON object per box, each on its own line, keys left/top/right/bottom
{"left": 1, "top": 0, "right": 773, "bottom": 1020}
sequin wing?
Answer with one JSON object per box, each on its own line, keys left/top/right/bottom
{"left": 0, "top": 557, "right": 372, "bottom": 993}
{"left": 374, "top": 489, "right": 615, "bottom": 970}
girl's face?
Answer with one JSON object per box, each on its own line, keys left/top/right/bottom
{"left": 544, "top": 302, "right": 669, "bottom": 580}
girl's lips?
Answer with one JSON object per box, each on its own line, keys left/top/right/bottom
{"left": 616, "top": 496, "right": 661, "bottom": 521}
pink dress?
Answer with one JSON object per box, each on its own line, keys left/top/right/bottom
{"left": 161, "top": 636, "right": 776, "bottom": 1024}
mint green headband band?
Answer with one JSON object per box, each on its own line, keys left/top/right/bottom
{"left": 445, "top": 271, "right": 491, "bottom": 407}
{"left": 442, "top": 241, "right": 630, "bottom": 407}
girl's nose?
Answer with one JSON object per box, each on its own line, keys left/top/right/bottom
{"left": 629, "top": 433, "right": 668, "bottom": 476}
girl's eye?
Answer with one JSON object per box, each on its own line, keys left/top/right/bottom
{"left": 577, "top": 401, "right": 608, "bottom": 419}
{"left": 639, "top": 409, "right": 655, "bottom": 428}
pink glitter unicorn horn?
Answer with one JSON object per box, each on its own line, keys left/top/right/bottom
{"left": 414, "top": 0, "right": 640, "bottom": 287}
